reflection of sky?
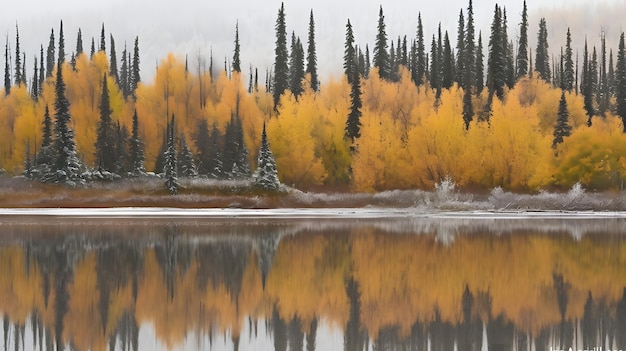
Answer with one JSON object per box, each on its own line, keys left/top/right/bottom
{"left": 1, "top": 0, "right": 624, "bottom": 83}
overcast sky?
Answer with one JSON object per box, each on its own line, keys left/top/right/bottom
{"left": 2, "top": 0, "right": 625, "bottom": 83}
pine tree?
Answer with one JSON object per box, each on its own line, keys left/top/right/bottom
{"left": 90, "top": 38, "right": 95, "bottom": 58}
{"left": 364, "top": 44, "right": 371, "bottom": 77}
{"left": 34, "top": 105, "right": 54, "bottom": 178}
{"left": 582, "top": 39, "right": 594, "bottom": 124}
{"left": 306, "top": 10, "right": 318, "bottom": 91}
{"left": 598, "top": 33, "right": 609, "bottom": 116}
{"left": 516, "top": 0, "right": 529, "bottom": 79}
{"left": 46, "top": 29, "right": 55, "bottom": 78}
{"left": 178, "top": 133, "right": 197, "bottom": 177}
{"left": 232, "top": 21, "right": 241, "bottom": 73}
{"left": 39, "top": 45, "right": 44, "bottom": 91}
{"left": 76, "top": 28, "right": 83, "bottom": 56}
{"left": 616, "top": 32, "right": 626, "bottom": 132}
{"left": 535, "top": 18, "right": 551, "bottom": 82}
{"left": 95, "top": 74, "right": 116, "bottom": 173}
{"left": 31, "top": 57, "right": 39, "bottom": 100}
{"left": 99, "top": 24, "right": 106, "bottom": 52}
{"left": 163, "top": 115, "right": 178, "bottom": 194}
{"left": 563, "top": 28, "right": 574, "bottom": 91}
{"left": 4, "top": 42, "right": 10, "bottom": 96}
{"left": 373, "top": 6, "right": 390, "bottom": 80}
{"left": 120, "top": 44, "right": 129, "bottom": 99}
{"left": 131, "top": 37, "right": 140, "bottom": 99}
{"left": 46, "top": 62, "right": 84, "bottom": 184}
{"left": 253, "top": 123, "right": 280, "bottom": 191}
{"left": 14, "top": 24, "right": 22, "bottom": 86}
{"left": 344, "top": 20, "right": 356, "bottom": 84}
{"left": 465, "top": 0, "right": 476, "bottom": 90}
{"left": 430, "top": 35, "right": 441, "bottom": 100}
{"left": 110, "top": 35, "right": 119, "bottom": 86}
{"left": 129, "top": 109, "right": 146, "bottom": 175}
{"left": 273, "top": 2, "right": 289, "bottom": 109}
{"left": 401, "top": 35, "right": 408, "bottom": 68}
{"left": 208, "top": 124, "right": 223, "bottom": 178}
{"left": 23, "top": 140, "right": 32, "bottom": 178}
{"left": 345, "top": 66, "right": 362, "bottom": 143}
{"left": 114, "top": 122, "right": 128, "bottom": 176}
{"left": 194, "top": 119, "right": 211, "bottom": 175}
{"left": 553, "top": 91, "right": 572, "bottom": 150}
{"left": 502, "top": 9, "right": 515, "bottom": 89}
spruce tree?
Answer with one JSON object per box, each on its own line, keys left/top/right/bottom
{"left": 163, "top": 115, "right": 178, "bottom": 194}
{"left": 31, "top": 58, "right": 39, "bottom": 101}
{"left": 178, "top": 133, "right": 197, "bottom": 177}
{"left": 465, "top": 0, "right": 476, "bottom": 91}
{"left": 430, "top": 35, "right": 441, "bottom": 100}
{"left": 253, "top": 123, "right": 280, "bottom": 191}
{"left": 90, "top": 38, "right": 95, "bottom": 58}
{"left": 120, "top": 44, "right": 129, "bottom": 99}
{"left": 23, "top": 140, "right": 32, "bottom": 178}
{"left": 99, "top": 24, "right": 106, "bottom": 52}
{"left": 345, "top": 66, "right": 362, "bottom": 143}
{"left": 486, "top": 5, "right": 506, "bottom": 104}
{"left": 110, "top": 35, "right": 119, "bottom": 86}
{"left": 47, "top": 62, "right": 84, "bottom": 184}
{"left": 4, "top": 42, "right": 10, "bottom": 96}
{"left": 194, "top": 119, "right": 211, "bottom": 175}
{"left": 129, "top": 109, "right": 146, "bottom": 175}
{"left": 131, "top": 37, "right": 140, "bottom": 99}
{"left": 516, "top": 0, "right": 529, "bottom": 79}
{"left": 598, "top": 33, "right": 609, "bottom": 116}
{"left": 95, "top": 74, "right": 116, "bottom": 172}
{"left": 616, "top": 32, "right": 626, "bottom": 132}
{"left": 76, "top": 28, "right": 83, "bottom": 56}
{"left": 289, "top": 33, "right": 305, "bottom": 99}
{"left": 46, "top": 29, "right": 55, "bottom": 78}
{"left": 232, "top": 21, "right": 241, "bottom": 73}
{"left": 552, "top": 91, "right": 572, "bottom": 150}
{"left": 39, "top": 45, "right": 44, "bottom": 91}
{"left": 344, "top": 20, "right": 356, "bottom": 84}
{"left": 114, "top": 122, "right": 128, "bottom": 176}
{"left": 476, "top": 32, "right": 484, "bottom": 93}
{"left": 563, "top": 28, "right": 574, "bottom": 91}
{"left": 373, "top": 6, "right": 390, "bottom": 80}
{"left": 273, "top": 3, "right": 289, "bottom": 109}
{"left": 535, "top": 18, "right": 551, "bottom": 82}
{"left": 306, "top": 10, "right": 319, "bottom": 91}
{"left": 34, "top": 105, "right": 54, "bottom": 178}
{"left": 582, "top": 39, "right": 594, "bottom": 124}
{"left": 14, "top": 24, "right": 22, "bottom": 86}
{"left": 442, "top": 31, "right": 454, "bottom": 89}
{"left": 58, "top": 21, "right": 65, "bottom": 65}
{"left": 364, "top": 44, "right": 371, "bottom": 77}
{"left": 207, "top": 124, "right": 223, "bottom": 178}
{"left": 456, "top": 10, "right": 466, "bottom": 86}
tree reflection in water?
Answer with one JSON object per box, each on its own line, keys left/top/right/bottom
{"left": 0, "top": 216, "right": 623, "bottom": 350}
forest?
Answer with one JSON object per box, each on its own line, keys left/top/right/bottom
{"left": 2, "top": 0, "right": 626, "bottom": 192}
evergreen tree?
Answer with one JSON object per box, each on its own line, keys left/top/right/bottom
{"left": 46, "top": 62, "right": 84, "bottom": 184}
{"left": 616, "top": 32, "right": 626, "bottom": 132}
{"left": 23, "top": 140, "right": 32, "bottom": 178}
{"left": 222, "top": 114, "right": 250, "bottom": 179}
{"left": 364, "top": 44, "right": 371, "bottom": 77}
{"left": 90, "top": 38, "right": 95, "bottom": 58}
{"left": 373, "top": 6, "right": 390, "bottom": 80}
{"left": 39, "top": 45, "right": 44, "bottom": 92}
{"left": 58, "top": 21, "right": 65, "bottom": 65}
{"left": 31, "top": 57, "right": 38, "bottom": 101}
{"left": 553, "top": 91, "right": 572, "bottom": 150}
{"left": 194, "top": 119, "right": 211, "bottom": 175}
{"left": 442, "top": 31, "right": 454, "bottom": 89}
{"left": 114, "top": 122, "right": 128, "bottom": 176}
{"left": 345, "top": 66, "right": 362, "bottom": 143}
{"left": 131, "top": 37, "right": 140, "bottom": 99}
{"left": 46, "top": 29, "right": 55, "bottom": 78}
{"left": 253, "top": 123, "right": 280, "bottom": 191}
{"left": 120, "top": 44, "right": 129, "bottom": 99}
{"left": 178, "top": 133, "right": 197, "bottom": 177}
{"left": 344, "top": 20, "right": 356, "bottom": 84}
{"left": 95, "top": 74, "right": 116, "bottom": 172}
{"left": 76, "top": 28, "right": 83, "bottom": 56}
{"left": 465, "top": 0, "right": 476, "bottom": 90}
{"left": 430, "top": 35, "right": 441, "bottom": 100}
{"left": 34, "top": 105, "right": 54, "bottom": 178}
{"left": 582, "top": 39, "right": 594, "bottom": 124}
{"left": 502, "top": 9, "right": 515, "bottom": 89}
{"left": 110, "top": 35, "right": 119, "bottom": 86}
{"left": 476, "top": 32, "right": 484, "bottom": 93}
{"left": 598, "top": 33, "right": 609, "bottom": 116}
{"left": 232, "top": 21, "right": 241, "bottom": 73}
{"left": 273, "top": 2, "right": 289, "bottom": 109}
{"left": 14, "top": 24, "right": 23, "bottom": 86}
{"left": 516, "top": 0, "right": 529, "bottom": 79}
{"left": 357, "top": 46, "right": 365, "bottom": 77}
{"left": 608, "top": 50, "right": 615, "bottom": 96}
{"left": 535, "top": 18, "right": 551, "bottom": 82}
{"left": 401, "top": 36, "right": 408, "bottom": 68}
{"left": 289, "top": 33, "right": 305, "bottom": 99}
{"left": 99, "top": 24, "right": 106, "bottom": 52}
{"left": 456, "top": 10, "right": 466, "bottom": 86}
{"left": 486, "top": 4, "right": 506, "bottom": 105}
{"left": 4, "top": 42, "right": 10, "bottom": 96}
{"left": 563, "top": 28, "right": 574, "bottom": 91}
{"left": 306, "top": 10, "right": 319, "bottom": 91}
{"left": 163, "top": 115, "right": 178, "bottom": 195}
{"left": 129, "top": 109, "right": 146, "bottom": 175}
{"left": 207, "top": 124, "right": 223, "bottom": 178}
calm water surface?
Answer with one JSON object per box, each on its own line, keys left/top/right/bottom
{"left": 0, "top": 214, "right": 625, "bottom": 351}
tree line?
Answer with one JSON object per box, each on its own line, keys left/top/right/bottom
{"left": 2, "top": 1, "right": 626, "bottom": 191}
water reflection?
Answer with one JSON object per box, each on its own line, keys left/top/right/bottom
{"left": 0, "top": 216, "right": 624, "bottom": 350}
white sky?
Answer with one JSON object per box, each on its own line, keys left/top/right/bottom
{"left": 2, "top": 0, "right": 625, "bottom": 83}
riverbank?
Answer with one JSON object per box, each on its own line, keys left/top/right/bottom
{"left": 1, "top": 176, "right": 626, "bottom": 211}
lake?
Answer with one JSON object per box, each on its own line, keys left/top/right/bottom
{"left": 0, "top": 210, "right": 625, "bottom": 351}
